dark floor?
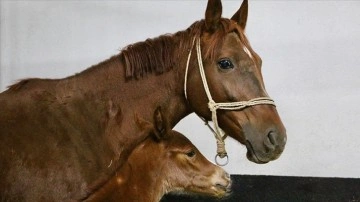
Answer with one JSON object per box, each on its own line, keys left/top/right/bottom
{"left": 160, "top": 175, "right": 360, "bottom": 202}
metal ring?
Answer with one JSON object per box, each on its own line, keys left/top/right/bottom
{"left": 215, "top": 154, "right": 229, "bottom": 166}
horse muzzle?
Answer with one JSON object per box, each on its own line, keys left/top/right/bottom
{"left": 218, "top": 105, "right": 287, "bottom": 164}
{"left": 245, "top": 126, "right": 287, "bottom": 164}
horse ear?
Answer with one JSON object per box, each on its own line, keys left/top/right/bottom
{"left": 205, "top": 0, "right": 223, "bottom": 32}
{"left": 152, "top": 106, "right": 166, "bottom": 141}
{"left": 231, "top": 0, "right": 248, "bottom": 30}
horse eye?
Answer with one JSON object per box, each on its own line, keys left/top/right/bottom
{"left": 186, "top": 150, "right": 196, "bottom": 158}
{"left": 217, "top": 59, "right": 234, "bottom": 70}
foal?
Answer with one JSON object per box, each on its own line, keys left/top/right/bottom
{"left": 84, "top": 107, "right": 231, "bottom": 202}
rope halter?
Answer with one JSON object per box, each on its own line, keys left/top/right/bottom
{"left": 184, "top": 37, "right": 276, "bottom": 166}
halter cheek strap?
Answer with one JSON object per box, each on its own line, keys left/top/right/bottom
{"left": 184, "top": 37, "right": 275, "bottom": 166}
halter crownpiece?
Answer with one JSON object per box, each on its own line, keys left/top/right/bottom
{"left": 184, "top": 37, "right": 276, "bottom": 166}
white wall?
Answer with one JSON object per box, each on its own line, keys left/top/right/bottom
{"left": 1, "top": 1, "right": 359, "bottom": 178}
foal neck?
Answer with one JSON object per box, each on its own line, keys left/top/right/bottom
{"left": 85, "top": 142, "right": 167, "bottom": 202}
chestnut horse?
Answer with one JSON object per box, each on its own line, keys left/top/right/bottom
{"left": 0, "top": 0, "right": 286, "bottom": 200}
{"left": 83, "top": 107, "right": 231, "bottom": 202}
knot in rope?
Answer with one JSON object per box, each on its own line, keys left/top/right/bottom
{"left": 208, "top": 100, "right": 218, "bottom": 112}
{"left": 216, "top": 140, "right": 227, "bottom": 158}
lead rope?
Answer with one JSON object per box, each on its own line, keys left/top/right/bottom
{"left": 184, "top": 37, "right": 276, "bottom": 166}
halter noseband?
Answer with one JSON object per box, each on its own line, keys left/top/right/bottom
{"left": 184, "top": 37, "right": 276, "bottom": 166}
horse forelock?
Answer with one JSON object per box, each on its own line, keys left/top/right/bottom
{"left": 202, "top": 18, "right": 258, "bottom": 63}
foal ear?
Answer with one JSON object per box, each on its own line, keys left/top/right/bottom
{"left": 205, "top": 0, "right": 223, "bottom": 32}
{"left": 152, "top": 106, "right": 166, "bottom": 141}
{"left": 231, "top": 0, "right": 248, "bottom": 30}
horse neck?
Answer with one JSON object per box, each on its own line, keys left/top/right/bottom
{"left": 57, "top": 47, "right": 192, "bottom": 172}
{"left": 65, "top": 49, "right": 191, "bottom": 128}
{"left": 119, "top": 159, "right": 166, "bottom": 201}
{"left": 88, "top": 141, "right": 167, "bottom": 202}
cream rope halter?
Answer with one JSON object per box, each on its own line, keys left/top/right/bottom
{"left": 184, "top": 37, "right": 276, "bottom": 166}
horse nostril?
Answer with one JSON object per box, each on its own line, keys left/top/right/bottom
{"left": 215, "top": 183, "right": 227, "bottom": 191}
{"left": 224, "top": 172, "right": 230, "bottom": 179}
{"left": 268, "top": 131, "right": 277, "bottom": 146}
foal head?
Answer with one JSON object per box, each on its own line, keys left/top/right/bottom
{"left": 132, "top": 107, "right": 231, "bottom": 198}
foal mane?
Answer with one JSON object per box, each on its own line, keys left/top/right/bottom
{"left": 120, "top": 18, "right": 256, "bottom": 80}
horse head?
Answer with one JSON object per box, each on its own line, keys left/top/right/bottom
{"left": 133, "top": 107, "right": 231, "bottom": 198}
{"left": 185, "top": 0, "right": 287, "bottom": 164}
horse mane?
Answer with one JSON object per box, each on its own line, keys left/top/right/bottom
{"left": 120, "top": 34, "right": 176, "bottom": 79}
{"left": 6, "top": 19, "right": 256, "bottom": 90}
{"left": 7, "top": 79, "right": 33, "bottom": 91}
{"left": 6, "top": 78, "right": 55, "bottom": 92}
{"left": 120, "top": 18, "right": 256, "bottom": 80}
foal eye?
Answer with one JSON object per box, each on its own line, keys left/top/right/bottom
{"left": 186, "top": 150, "right": 196, "bottom": 158}
{"left": 217, "top": 59, "right": 234, "bottom": 70}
